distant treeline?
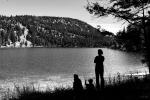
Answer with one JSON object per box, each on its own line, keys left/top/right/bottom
{"left": 111, "top": 22, "right": 150, "bottom": 53}
{"left": 0, "top": 15, "right": 113, "bottom": 48}
{"left": 1, "top": 15, "right": 145, "bottom": 50}
{"left": 113, "top": 22, "right": 149, "bottom": 52}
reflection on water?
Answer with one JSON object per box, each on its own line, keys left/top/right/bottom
{"left": 0, "top": 48, "right": 147, "bottom": 78}
{"left": 0, "top": 48, "right": 148, "bottom": 97}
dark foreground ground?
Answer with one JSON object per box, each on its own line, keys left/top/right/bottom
{"left": 3, "top": 74, "right": 150, "bottom": 100}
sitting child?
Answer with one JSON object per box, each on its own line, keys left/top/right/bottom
{"left": 85, "top": 79, "right": 95, "bottom": 91}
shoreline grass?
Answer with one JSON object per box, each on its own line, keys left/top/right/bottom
{"left": 2, "top": 74, "right": 150, "bottom": 100}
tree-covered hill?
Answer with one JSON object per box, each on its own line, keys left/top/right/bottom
{"left": 0, "top": 15, "right": 108, "bottom": 48}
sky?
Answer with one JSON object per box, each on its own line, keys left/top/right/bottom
{"left": 0, "top": 0, "right": 128, "bottom": 34}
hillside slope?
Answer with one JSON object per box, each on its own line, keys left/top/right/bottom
{"left": 0, "top": 15, "right": 106, "bottom": 48}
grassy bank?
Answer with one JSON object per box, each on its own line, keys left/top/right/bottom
{"left": 3, "top": 74, "right": 150, "bottom": 100}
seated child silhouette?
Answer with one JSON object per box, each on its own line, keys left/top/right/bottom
{"left": 73, "top": 74, "right": 83, "bottom": 100}
{"left": 85, "top": 79, "right": 95, "bottom": 91}
{"left": 85, "top": 79, "right": 95, "bottom": 100}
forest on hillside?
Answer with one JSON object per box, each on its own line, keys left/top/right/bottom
{"left": 1, "top": 15, "right": 146, "bottom": 51}
{"left": 0, "top": 15, "right": 112, "bottom": 48}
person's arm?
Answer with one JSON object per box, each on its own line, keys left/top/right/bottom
{"left": 85, "top": 80, "right": 87, "bottom": 85}
{"left": 102, "top": 56, "right": 105, "bottom": 62}
{"left": 94, "top": 56, "right": 97, "bottom": 63}
{"left": 73, "top": 82, "right": 75, "bottom": 89}
{"left": 85, "top": 80, "right": 87, "bottom": 87}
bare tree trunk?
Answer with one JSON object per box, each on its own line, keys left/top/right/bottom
{"left": 141, "top": 3, "right": 150, "bottom": 73}
{"left": 144, "top": 26, "right": 150, "bottom": 74}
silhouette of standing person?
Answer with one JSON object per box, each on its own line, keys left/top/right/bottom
{"left": 94, "top": 49, "right": 105, "bottom": 89}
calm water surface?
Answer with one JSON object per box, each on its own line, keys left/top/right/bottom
{"left": 0, "top": 48, "right": 148, "bottom": 93}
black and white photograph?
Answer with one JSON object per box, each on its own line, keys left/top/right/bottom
{"left": 0, "top": 0, "right": 150, "bottom": 100}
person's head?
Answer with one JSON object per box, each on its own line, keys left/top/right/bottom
{"left": 98, "top": 49, "right": 103, "bottom": 55}
{"left": 88, "top": 79, "right": 93, "bottom": 84}
{"left": 74, "top": 74, "right": 79, "bottom": 80}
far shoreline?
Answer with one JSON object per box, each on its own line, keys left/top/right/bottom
{"left": 0, "top": 46, "right": 143, "bottom": 53}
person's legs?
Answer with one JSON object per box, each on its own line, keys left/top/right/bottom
{"left": 95, "top": 71, "right": 100, "bottom": 89}
{"left": 100, "top": 71, "right": 104, "bottom": 89}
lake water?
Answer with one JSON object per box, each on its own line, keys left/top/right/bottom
{"left": 0, "top": 48, "right": 149, "bottom": 97}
